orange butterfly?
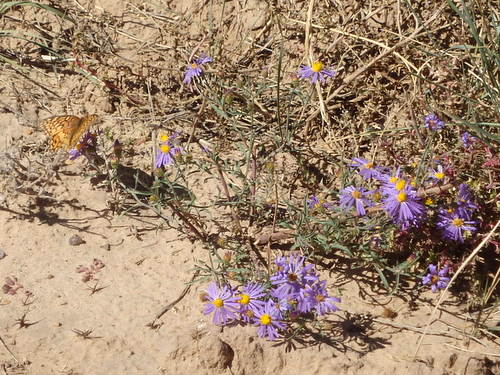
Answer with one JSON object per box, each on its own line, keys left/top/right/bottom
{"left": 40, "top": 114, "right": 99, "bottom": 150}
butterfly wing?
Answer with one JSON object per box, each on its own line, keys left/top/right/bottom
{"left": 67, "top": 114, "right": 99, "bottom": 150}
{"left": 41, "top": 114, "right": 99, "bottom": 151}
{"left": 41, "top": 115, "right": 81, "bottom": 150}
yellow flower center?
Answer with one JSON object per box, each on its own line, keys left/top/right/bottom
{"left": 213, "top": 298, "right": 224, "bottom": 308}
{"left": 389, "top": 176, "right": 398, "bottom": 184}
{"left": 431, "top": 275, "right": 439, "bottom": 284}
{"left": 191, "top": 63, "right": 198, "bottom": 69}
{"left": 435, "top": 172, "right": 445, "bottom": 179}
{"left": 425, "top": 197, "right": 434, "bottom": 206}
{"left": 395, "top": 180, "right": 406, "bottom": 191}
{"left": 312, "top": 61, "right": 324, "bottom": 72}
{"left": 239, "top": 294, "right": 250, "bottom": 305}
{"left": 364, "top": 162, "right": 374, "bottom": 169}
{"left": 160, "top": 134, "right": 169, "bottom": 142}
{"left": 315, "top": 294, "right": 325, "bottom": 303}
{"left": 160, "top": 144, "right": 171, "bottom": 153}
{"left": 313, "top": 198, "right": 324, "bottom": 209}
{"left": 452, "top": 218, "right": 464, "bottom": 227}
{"left": 351, "top": 190, "right": 362, "bottom": 199}
{"left": 397, "top": 192, "right": 407, "bottom": 202}
{"left": 372, "top": 191, "right": 382, "bottom": 202}
{"left": 260, "top": 314, "right": 272, "bottom": 325}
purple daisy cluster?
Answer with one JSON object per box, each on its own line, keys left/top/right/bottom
{"left": 155, "top": 132, "right": 183, "bottom": 168}
{"left": 343, "top": 158, "right": 426, "bottom": 229}
{"left": 310, "top": 157, "right": 480, "bottom": 241}
{"left": 202, "top": 254, "right": 340, "bottom": 341}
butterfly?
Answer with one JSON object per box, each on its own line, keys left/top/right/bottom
{"left": 40, "top": 114, "right": 99, "bottom": 150}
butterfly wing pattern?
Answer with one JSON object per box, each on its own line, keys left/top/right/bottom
{"left": 41, "top": 114, "right": 99, "bottom": 150}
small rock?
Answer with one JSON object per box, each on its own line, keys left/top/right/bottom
{"left": 0, "top": 249, "right": 6, "bottom": 259}
{"left": 69, "top": 234, "right": 85, "bottom": 246}
{"left": 198, "top": 335, "right": 234, "bottom": 370}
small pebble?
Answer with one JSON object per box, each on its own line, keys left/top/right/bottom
{"left": 0, "top": 249, "right": 6, "bottom": 259}
{"left": 69, "top": 234, "right": 85, "bottom": 246}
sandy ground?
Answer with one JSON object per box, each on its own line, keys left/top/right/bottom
{"left": 0, "top": 179, "right": 497, "bottom": 373}
{"left": 1, "top": 0, "right": 499, "bottom": 374}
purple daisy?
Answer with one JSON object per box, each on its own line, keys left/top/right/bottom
{"left": 183, "top": 55, "right": 213, "bottom": 85}
{"left": 307, "top": 195, "right": 321, "bottom": 209}
{"left": 297, "top": 61, "right": 336, "bottom": 84}
{"left": 424, "top": 113, "right": 445, "bottom": 131}
{"left": 68, "top": 131, "right": 97, "bottom": 160}
{"left": 456, "top": 183, "right": 478, "bottom": 219}
{"left": 422, "top": 264, "right": 450, "bottom": 292}
{"left": 461, "top": 132, "right": 477, "bottom": 148}
{"left": 378, "top": 166, "right": 403, "bottom": 189}
{"left": 339, "top": 186, "right": 372, "bottom": 216}
{"left": 238, "top": 283, "right": 267, "bottom": 323}
{"left": 428, "top": 164, "right": 446, "bottom": 183}
{"left": 271, "top": 285, "right": 299, "bottom": 313}
{"left": 155, "top": 132, "right": 183, "bottom": 168}
{"left": 351, "top": 157, "right": 383, "bottom": 180}
{"left": 298, "top": 280, "right": 340, "bottom": 315}
{"left": 202, "top": 282, "right": 240, "bottom": 326}
{"left": 254, "top": 299, "right": 287, "bottom": 341}
{"left": 270, "top": 255, "right": 318, "bottom": 296}
{"left": 68, "top": 149, "right": 83, "bottom": 160}
{"left": 383, "top": 186, "right": 426, "bottom": 229}
{"left": 306, "top": 195, "right": 333, "bottom": 211}
{"left": 436, "top": 209, "right": 477, "bottom": 242}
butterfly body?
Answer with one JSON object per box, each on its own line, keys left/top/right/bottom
{"left": 40, "top": 114, "right": 99, "bottom": 150}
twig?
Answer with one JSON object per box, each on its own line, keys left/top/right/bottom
{"left": 304, "top": 0, "right": 314, "bottom": 66}
{"left": 372, "top": 318, "right": 456, "bottom": 338}
{"left": 122, "top": 181, "right": 207, "bottom": 241}
{"left": 443, "top": 343, "right": 500, "bottom": 357}
{"left": 0, "top": 334, "right": 18, "bottom": 362}
{"left": 214, "top": 160, "right": 243, "bottom": 233}
{"left": 14, "top": 311, "right": 40, "bottom": 329}
{"left": 150, "top": 270, "right": 200, "bottom": 326}
{"left": 72, "top": 328, "right": 101, "bottom": 340}
{"left": 186, "top": 98, "right": 207, "bottom": 151}
{"left": 166, "top": 201, "right": 207, "bottom": 241}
